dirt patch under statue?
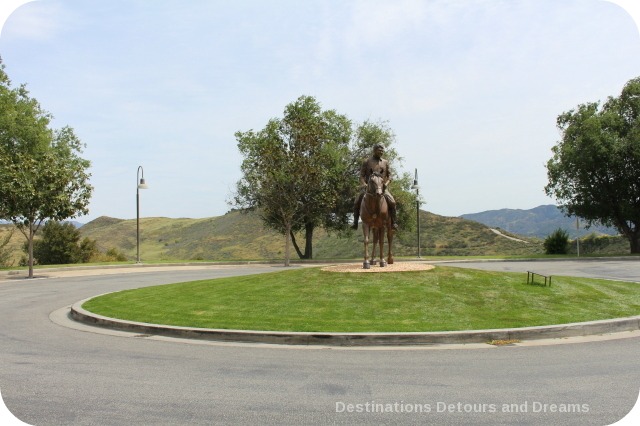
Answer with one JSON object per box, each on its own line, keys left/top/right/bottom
{"left": 321, "top": 263, "right": 435, "bottom": 273}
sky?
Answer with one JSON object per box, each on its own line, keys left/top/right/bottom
{"left": 1, "top": 0, "right": 640, "bottom": 223}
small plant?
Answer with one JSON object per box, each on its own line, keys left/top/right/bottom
{"left": 544, "top": 228, "right": 569, "bottom": 254}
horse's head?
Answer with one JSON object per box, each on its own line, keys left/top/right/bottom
{"left": 367, "top": 172, "right": 384, "bottom": 196}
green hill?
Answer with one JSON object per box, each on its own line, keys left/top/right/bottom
{"left": 78, "top": 210, "right": 544, "bottom": 262}
{"left": 3, "top": 208, "right": 631, "bottom": 267}
{"left": 0, "top": 225, "right": 26, "bottom": 267}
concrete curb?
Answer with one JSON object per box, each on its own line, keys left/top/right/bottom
{"left": 70, "top": 298, "right": 640, "bottom": 347}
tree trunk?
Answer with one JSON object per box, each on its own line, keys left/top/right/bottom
{"left": 620, "top": 223, "right": 640, "bottom": 254}
{"left": 304, "top": 223, "right": 314, "bottom": 259}
{"left": 290, "top": 231, "right": 304, "bottom": 259}
{"left": 28, "top": 223, "right": 35, "bottom": 278}
{"left": 284, "top": 222, "right": 291, "bottom": 267}
{"left": 630, "top": 233, "right": 640, "bottom": 254}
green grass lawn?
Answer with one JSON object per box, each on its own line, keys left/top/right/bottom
{"left": 82, "top": 266, "right": 640, "bottom": 332}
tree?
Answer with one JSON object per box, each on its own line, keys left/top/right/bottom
{"left": 233, "top": 95, "right": 353, "bottom": 262}
{"left": 29, "top": 221, "right": 97, "bottom": 265}
{"left": 545, "top": 77, "right": 640, "bottom": 254}
{"left": 543, "top": 228, "right": 569, "bottom": 255}
{"left": 233, "top": 97, "right": 418, "bottom": 262}
{"left": 0, "top": 60, "right": 93, "bottom": 277}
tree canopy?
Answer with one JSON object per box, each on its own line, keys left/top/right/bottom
{"left": 232, "top": 95, "right": 416, "bottom": 263}
{"left": 545, "top": 76, "right": 640, "bottom": 253}
{"left": 0, "top": 60, "right": 93, "bottom": 276}
{"left": 233, "top": 96, "right": 352, "bottom": 262}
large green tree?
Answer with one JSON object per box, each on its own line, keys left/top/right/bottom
{"left": 233, "top": 96, "right": 417, "bottom": 262}
{"left": 233, "top": 95, "right": 352, "bottom": 261}
{"left": 545, "top": 76, "right": 640, "bottom": 253}
{"left": 0, "top": 61, "right": 93, "bottom": 277}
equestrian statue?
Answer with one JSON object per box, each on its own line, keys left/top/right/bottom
{"left": 352, "top": 144, "right": 397, "bottom": 268}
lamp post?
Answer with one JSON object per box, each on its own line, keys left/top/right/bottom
{"left": 576, "top": 217, "right": 580, "bottom": 257}
{"left": 411, "top": 168, "right": 421, "bottom": 258}
{"left": 136, "top": 166, "right": 148, "bottom": 263}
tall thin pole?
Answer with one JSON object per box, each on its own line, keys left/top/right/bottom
{"left": 136, "top": 188, "right": 140, "bottom": 263}
{"left": 416, "top": 190, "right": 421, "bottom": 259}
{"left": 576, "top": 217, "right": 580, "bottom": 257}
{"left": 413, "top": 168, "right": 421, "bottom": 259}
{"left": 136, "top": 166, "right": 146, "bottom": 264}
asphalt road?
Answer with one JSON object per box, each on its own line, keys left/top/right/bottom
{"left": 1, "top": 260, "right": 639, "bottom": 425}
{"left": 438, "top": 258, "right": 640, "bottom": 282}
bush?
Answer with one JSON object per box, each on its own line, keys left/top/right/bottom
{"left": 544, "top": 228, "right": 569, "bottom": 254}
{"left": 568, "top": 233, "right": 627, "bottom": 255}
{"left": 104, "top": 247, "right": 128, "bottom": 262}
{"left": 27, "top": 221, "right": 98, "bottom": 265}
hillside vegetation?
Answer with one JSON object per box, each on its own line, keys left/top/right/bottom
{"left": 0, "top": 225, "right": 26, "bottom": 266}
{"left": 0, "top": 207, "right": 629, "bottom": 267}
{"left": 75, "top": 210, "right": 544, "bottom": 262}
{"left": 3, "top": 209, "right": 632, "bottom": 266}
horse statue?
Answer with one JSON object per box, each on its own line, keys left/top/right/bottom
{"left": 360, "top": 172, "right": 394, "bottom": 269}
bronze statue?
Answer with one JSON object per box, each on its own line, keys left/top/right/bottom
{"left": 352, "top": 143, "right": 398, "bottom": 230}
{"left": 359, "top": 171, "right": 394, "bottom": 268}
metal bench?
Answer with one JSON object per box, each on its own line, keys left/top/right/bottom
{"left": 527, "top": 271, "right": 552, "bottom": 287}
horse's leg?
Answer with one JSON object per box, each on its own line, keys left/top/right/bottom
{"left": 377, "top": 197, "right": 387, "bottom": 267}
{"left": 371, "top": 227, "right": 378, "bottom": 265}
{"left": 387, "top": 221, "right": 394, "bottom": 265}
{"left": 362, "top": 223, "right": 370, "bottom": 269}
{"left": 379, "top": 226, "right": 386, "bottom": 267}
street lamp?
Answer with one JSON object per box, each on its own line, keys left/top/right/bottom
{"left": 576, "top": 217, "right": 580, "bottom": 257}
{"left": 411, "top": 168, "right": 421, "bottom": 258}
{"left": 136, "top": 166, "right": 148, "bottom": 263}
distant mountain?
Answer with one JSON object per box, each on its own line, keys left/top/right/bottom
{"left": 460, "top": 205, "right": 618, "bottom": 238}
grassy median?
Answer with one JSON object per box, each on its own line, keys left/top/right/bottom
{"left": 82, "top": 266, "right": 640, "bottom": 332}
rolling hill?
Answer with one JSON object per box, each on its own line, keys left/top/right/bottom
{"left": 74, "top": 209, "right": 543, "bottom": 262}
{"left": 2, "top": 205, "right": 633, "bottom": 267}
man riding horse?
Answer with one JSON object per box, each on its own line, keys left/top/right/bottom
{"left": 352, "top": 143, "right": 398, "bottom": 230}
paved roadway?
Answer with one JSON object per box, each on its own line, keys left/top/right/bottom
{"left": 436, "top": 258, "right": 640, "bottom": 283}
{"left": 0, "top": 260, "right": 639, "bottom": 425}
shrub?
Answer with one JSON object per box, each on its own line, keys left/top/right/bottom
{"left": 544, "top": 228, "right": 569, "bottom": 254}
{"left": 104, "top": 247, "right": 128, "bottom": 262}
{"left": 27, "top": 221, "right": 98, "bottom": 265}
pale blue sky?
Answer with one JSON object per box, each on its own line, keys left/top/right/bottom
{"left": 1, "top": 0, "right": 640, "bottom": 223}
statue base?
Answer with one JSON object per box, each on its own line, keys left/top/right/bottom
{"left": 322, "top": 263, "right": 435, "bottom": 273}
